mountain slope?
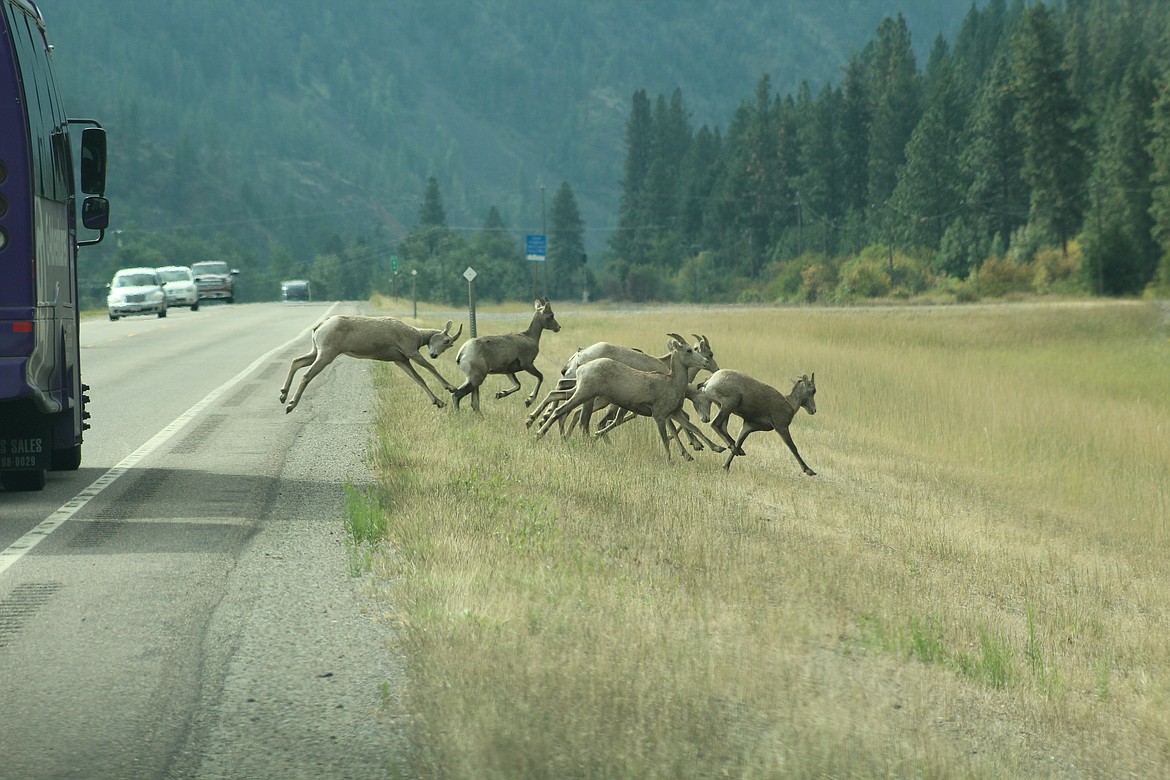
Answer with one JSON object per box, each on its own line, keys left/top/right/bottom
{"left": 46, "top": 1, "right": 976, "bottom": 261}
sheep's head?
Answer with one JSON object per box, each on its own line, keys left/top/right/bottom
{"left": 667, "top": 333, "right": 709, "bottom": 372}
{"left": 689, "top": 382, "right": 713, "bottom": 423}
{"left": 793, "top": 373, "right": 817, "bottom": 415}
{"left": 692, "top": 333, "right": 719, "bottom": 373}
{"left": 428, "top": 320, "right": 463, "bottom": 358}
{"left": 536, "top": 297, "right": 561, "bottom": 333}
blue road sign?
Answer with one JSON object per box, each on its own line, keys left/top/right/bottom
{"left": 526, "top": 234, "right": 547, "bottom": 261}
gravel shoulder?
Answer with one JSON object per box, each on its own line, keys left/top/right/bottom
{"left": 168, "top": 355, "right": 410, "bottom": 779}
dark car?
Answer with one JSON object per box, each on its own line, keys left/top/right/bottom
{"left": 281, "top": 279, "right": 312, "bottom": 302}
{"left": 191, "top": 260, "right": 239, "bottom": 303}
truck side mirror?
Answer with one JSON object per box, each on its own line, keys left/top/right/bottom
{"left": 82, "top": 197, "right": 109, "bottom": 231}
{"left": 80, "top": 127, "right": 107, "bottom": 195}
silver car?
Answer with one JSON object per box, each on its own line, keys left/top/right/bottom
{"left": 107, "top": 267, "right": 167, "bottom": 321}
{"left": 156, "top": 265, "right": 200, "bottom": 311}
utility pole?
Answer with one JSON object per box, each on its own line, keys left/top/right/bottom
{"left": 539, "top": 185, "right": 547, "bottom": 299}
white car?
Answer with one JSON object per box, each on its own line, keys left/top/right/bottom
{"left": 156, "top": 265, "right": 200, "bottom": 311}
{"left": 107, "top": 267, "right": 167, "bottom": 321}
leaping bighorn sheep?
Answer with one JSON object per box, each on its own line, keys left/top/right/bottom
{"left": 535, "top": 336, "right": 709, "bottom": 461}
{"left": 280, "top": 315, "right": 462, "bottom": 413}
{"left": 451, "top": 297, "right": 561, "bottom": 411}
{"left": 696, "top": 369, "right": 818, "bottom": 473}
{"left": 529, "top": 334, "right": 722, "bottom": 452}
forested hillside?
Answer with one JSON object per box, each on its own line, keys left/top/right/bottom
{"left": 601, "top": 0, "right": 1170, "bottom": 304}
{"left": 45, "top": 1, "right": 974, "bottom": 305}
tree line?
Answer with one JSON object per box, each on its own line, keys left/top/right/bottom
{"left": 602, "top": 0, "right": 1170, "bottom": 302}
{"left": 83, "top": 0, "right": 1170, "bottom": 308}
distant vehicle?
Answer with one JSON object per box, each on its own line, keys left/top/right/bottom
{"left": 156, "top": 265, "right": 200, "bottom": 311}
{"left": 191, "top": 260, "right": 239, "bottom": 303}
{"left": 107, "top": 268, "right": 167, "bottom": 321}
{"left": 281, "top": 279, "right": 312, "bottom": 302}
{"left": 1, "top": 0, "right": 110, "bottom": 491}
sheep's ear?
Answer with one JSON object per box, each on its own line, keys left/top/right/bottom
{"left": 443, "top": 320, "right": 454, "bottom": 334}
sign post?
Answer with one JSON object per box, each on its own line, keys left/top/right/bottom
{"left": 411, "top": 269, "right": 418, "bottom": 320}
{"left": 526, "top": 234, "right": 546, "bottom": 301}
{"left": 463, "top": 266, "right": 478, "bottom": 338}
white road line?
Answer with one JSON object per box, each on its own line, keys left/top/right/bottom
{"left": 0, "top": 307, "right": 337, "bottom": 577}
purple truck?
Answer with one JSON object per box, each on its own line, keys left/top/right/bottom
{"left": 0, "top": 0, "right": 110, "bottom": 491}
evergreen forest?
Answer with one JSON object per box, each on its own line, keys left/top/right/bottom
{"left": 46, "top": 1, "right": 1170, "bottom": 306}
{"left": 606, "top": 0, "right": 1170, "bottom": 304}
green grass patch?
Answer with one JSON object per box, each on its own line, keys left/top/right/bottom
{"left": 363, "top": 300, "right": 1170, "bottom": 778}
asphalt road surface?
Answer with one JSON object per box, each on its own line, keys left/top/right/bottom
{"left": 0, "top": 301, "right": 411, "bottom": 779}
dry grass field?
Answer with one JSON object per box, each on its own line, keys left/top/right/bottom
{"left": 360, "top": 299, "right": 1170, "bottom": 778}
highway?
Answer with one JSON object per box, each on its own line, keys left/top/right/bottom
{"left": 0, "top": 301, "right": 409, "bottom": 779}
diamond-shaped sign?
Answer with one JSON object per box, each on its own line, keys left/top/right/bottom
{"left": 463, "top": 266, "right": 477, "bottom": 281}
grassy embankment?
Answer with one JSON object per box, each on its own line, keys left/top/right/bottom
{"left": 358, "top": 299, "right": 1170, "bottom": 778}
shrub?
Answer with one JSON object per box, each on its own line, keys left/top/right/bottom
{"left": 975, "top": 255, "right": 1033, "bottom": 297}
{"left": 1033, "top": 240, "right": 1087, "bottom": 295}
{"left": 836, "top": 255, "right": 891, "bottom": 300}
{"left": 799, "top": 262, "right": 837, "bottom": 302}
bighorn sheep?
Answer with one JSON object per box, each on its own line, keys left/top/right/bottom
{"left": 696, "top": 370, "right": 818, "bottom": 473}
{"left": 451, "top": 297, "right": 561, "bottom": 411}
{"left": 531, "top": 334, "right": 721, "bottom": 452}
{"left": 280, "top": 315, "right": 462, "bottom": 413}
{"left": 535, "top": 336, "right": 709, "bottom": 461}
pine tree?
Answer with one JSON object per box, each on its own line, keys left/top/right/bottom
{"left": 866, "top": 15, "right": 922, "bottom": 211}
{"left": 609, "top": 90, "right": 654, "bottom": 268}
{"left": 1010, "top": 2, "right": 1085, "bottom": 254}
{"left": 1084, "top": 63, "right": 1159, "bottom": 294}
{"left": 548, "top": 182, "right": 586, "bottom": 300}
{"left": 962, "top": 52, "right": 1028, "bottom": 247}
{"left": 796, "top": 83, "right": 843, "bottom": 255}
{"left": 891, "top": 37, "right": 968, "bottom": 253}
{"left": 1149, "top": 74, "right": 1170, "bottom": 288}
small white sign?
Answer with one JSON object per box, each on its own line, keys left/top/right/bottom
{"left": 463, "top": 266, "right": 477, "bottom": 281}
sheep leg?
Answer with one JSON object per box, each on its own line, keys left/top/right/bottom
{"left": 777, "top": 427, "right": 816, "bottom": 476}
{"left": 394, "top": 360, "right": 447, "bottom": 408}
{"left": 665, "top": 418, "right": 693, "bottom": 461}
{"left": 522, "top": 366, "right": 545, "bottom": 407}
{"left": 722, "top": 428, "right": 757, "bottom": 470}
{"left": 709, "top": 409, "right": 741, "bottom": 453}
{"left": 673, "top": 413, "right": 726, "bottom": 453}
{"left": 284, "top": 351, "right": 339, "bottom": 413}
{"left": 572, "top": 398, "right": 598, "bottom": 439}
{"left": 409, "top": 352, "right": 457, "bottom": 393}
{"left": 536, "top": 393, "right": 588, "bottom": 439}
{"left": 653, "top": 417, "right": 678, "bottom": 462}
{"left": 526, "top": 386, "right": 572, "bottom": 428}
{"left": 280, "top": 349, "right": 317, "bottom": 404}
{"left": 494, "top": 373, "right": 523, "bottom": 400}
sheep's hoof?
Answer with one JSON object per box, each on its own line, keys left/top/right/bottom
{"left": 279, "top": 392, "right": 288, "bottom": 403}
{"left": 432, "top": 398, "right": 447, "bottom": 408}
{"left": 804, "top": 468, "right": 817, "bottom": 476}
{"left": 711, "top": 444, "right": 726, "bottom": 453}
{"left": 285, "top": 404, "right": 295, "bottom": 414}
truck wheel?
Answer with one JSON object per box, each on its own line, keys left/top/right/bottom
{"left": 52, "top": 444, "right": 82, "bottom": 471}
{"left": 1, "top": 469, "right": 47, "bottom": 492}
